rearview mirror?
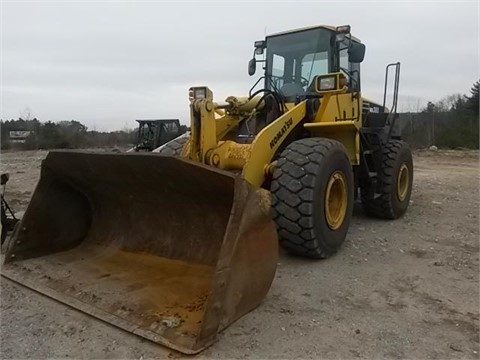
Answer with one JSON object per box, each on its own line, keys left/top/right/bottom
{"left": 348, "top": 42, "right": 366, "bottom": 63}
{"left": 248, "top": 58, "right": 256, "bottom": 76}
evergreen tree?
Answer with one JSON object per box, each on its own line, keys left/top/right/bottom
{"left": 466, "top": 80, "right": 479, "bottom": 116}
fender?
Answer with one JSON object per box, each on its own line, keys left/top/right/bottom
{"left": 242, "top": 101, "right": 307, "bottom": 187}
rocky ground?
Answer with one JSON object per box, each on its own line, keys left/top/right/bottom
{"left": 0, "top": 149, "right": 478, "bottom": 359}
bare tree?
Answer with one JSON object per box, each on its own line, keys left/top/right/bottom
{"left": 19, "top": 107, "right": 33, "bottom": 121}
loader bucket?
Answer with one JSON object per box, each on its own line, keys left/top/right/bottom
{"left": 1, "top": 151, "right": 278, "bottom": 354}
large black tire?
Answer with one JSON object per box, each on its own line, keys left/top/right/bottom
{"left": 361, "top": 140, "right": 413, "bottom": 219}
{"left": 271, "top": 138, "right": 354, "bottom": 258}
{"left": 1, "top": 205, "right": 7, "bottom": 245}
{"left": 157, "top": 135, "right": 189, "bottom": 156}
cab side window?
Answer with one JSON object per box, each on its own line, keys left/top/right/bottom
{"left": 340, "top": 48, "right": 360, "bottom": 92}
{"left": 272, "top": 54, "right": 285, "bottom": 89}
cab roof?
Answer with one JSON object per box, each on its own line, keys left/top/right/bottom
{"left": 266, "top": 25, "right": 362, "bottom": 43}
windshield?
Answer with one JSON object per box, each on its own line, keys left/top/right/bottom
{"left": 265, "top": 28, "right": 333, "bottom": 100}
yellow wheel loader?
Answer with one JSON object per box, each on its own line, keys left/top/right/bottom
{"left": 2, "top": 25, "right": 413, "bottom": 354}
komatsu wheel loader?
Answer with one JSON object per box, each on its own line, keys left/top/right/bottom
{"left": 2, "top": 25, "right": 413, "bottom": 354}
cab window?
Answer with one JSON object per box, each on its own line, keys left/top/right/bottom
{"left": 301, "top": 51, "right": 329, "bottom": 84}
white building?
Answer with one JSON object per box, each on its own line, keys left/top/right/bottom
{"left": 9, "top": 130, "right": 33, "bottom": 143}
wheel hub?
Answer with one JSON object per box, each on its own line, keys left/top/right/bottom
{"left": 397, "top": 163, "right": 409, "bottom": 201}
{"left": 325, "top": 171, "right": 348, "bottom": 230}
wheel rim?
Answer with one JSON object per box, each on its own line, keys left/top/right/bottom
{"left": 325, "top": 171, "right": 348, "bottom": 230}
{"left": 397, "top": 163, "right": 409, "bottom": 201}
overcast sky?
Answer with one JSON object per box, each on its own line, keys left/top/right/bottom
{"left": 1, "top": 0, "right": 479, "bottom": 131}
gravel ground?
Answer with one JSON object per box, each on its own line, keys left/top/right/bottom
{"left": 0, "top": 149, "right": 478, "bottom": 359}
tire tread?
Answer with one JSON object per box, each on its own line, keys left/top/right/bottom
{"left": 272, "top": 138, "right": 351, "bottom": 258}
{"left": 361, "top": 140, "right": 411, "bottom": 219}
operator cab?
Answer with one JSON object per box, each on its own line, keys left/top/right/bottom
{"left": 249, "top": 25, "right": 365, "bottom": 102}
{"left": 134, "top": 119, "right": 183, "bottom": 151}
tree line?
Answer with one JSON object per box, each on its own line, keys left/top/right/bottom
{"left": 1, "top": 119, "right": 137, "bottom": 150}
{"left": 1, "top": 81, "right": 478, "bottom": 150}
{"left": 399, "top": 81, "right": 479, "bottom": 149}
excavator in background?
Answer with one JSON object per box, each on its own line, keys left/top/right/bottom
{"left": 2, "top": 25, "right": 413, "bottom": 354}
{"left": 130, "top": 119, "right": 185, "bottom": 152}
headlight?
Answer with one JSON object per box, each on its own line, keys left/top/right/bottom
{"left": 319, "top": 76, "right": 336, "bottom": 91}
{"left": 254, "top": 40, "right": 266, "bottom": 55}
{"left": 335, "top": 25, "right": 351, "bottom": 34}
{"left": 189, "top": 86, "right": 210, "bottom": 100}
{"left": 194, "top": 87, "right": 206, "bottom": 99}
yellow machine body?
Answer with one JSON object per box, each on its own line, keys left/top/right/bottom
{"left": 184, "top": 72, "right": 363, "bottom": 186}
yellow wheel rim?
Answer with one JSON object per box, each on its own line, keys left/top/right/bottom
{"left": 397, "top": 163, "right": 409, "bottom": 201}
{"left": 325, "top": 171, "right": 348, "bottom": 230}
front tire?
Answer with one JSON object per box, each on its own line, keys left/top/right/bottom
{"left": 271, "top": 138, "right": 354, "bottom": 258}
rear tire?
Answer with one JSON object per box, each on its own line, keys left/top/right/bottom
{"left": 158, "top": 136, "right": 189, "bottom": 156}
{"left": 271, "top": 138, "right": 354, "bottom": 258}
{"left": 361, "top": 140, "right": 413, "bottom": 219}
